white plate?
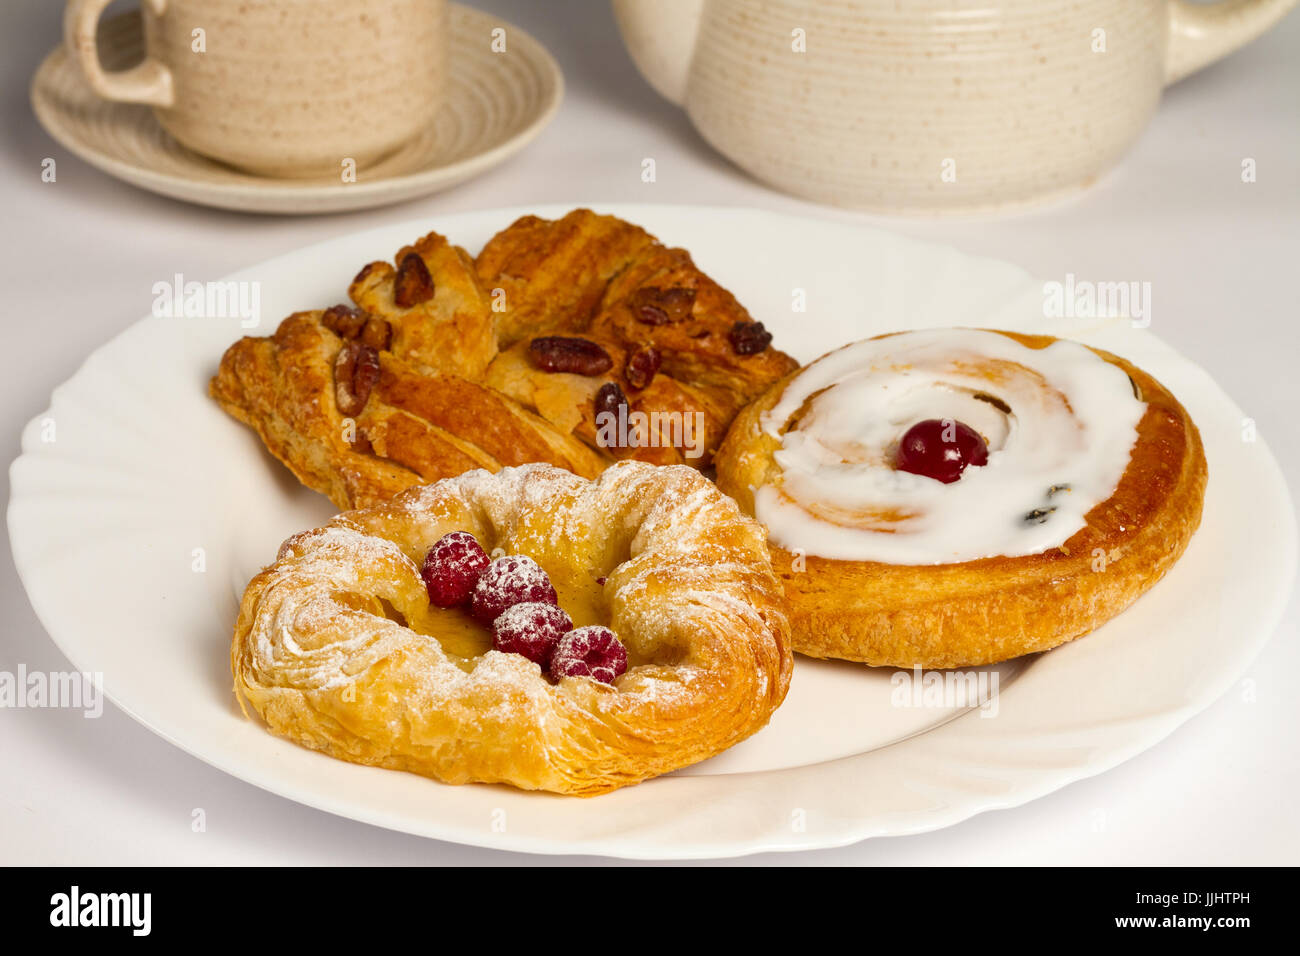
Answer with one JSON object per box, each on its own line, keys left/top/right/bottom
{"left": 8, "top": 205, "right": 1295, "bottom": 858}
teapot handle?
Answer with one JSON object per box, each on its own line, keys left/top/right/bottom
{"left": 1165, "top": 0, "right": 1297, "bottom": 84}
{"left": 611, "top": 0, "right": 704, "bottom": 106}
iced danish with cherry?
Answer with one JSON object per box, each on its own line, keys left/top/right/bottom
{"left": 715, "top": 328, "right": 1208, "bottom": 667}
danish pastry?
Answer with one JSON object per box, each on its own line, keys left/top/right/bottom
{"left": 475, "top": 209, "right": 799, "bottom": 468}
{"left": 716, "top": 328, "right": 1208, "bottom": 668}
{"left": 211, "top": 210, "right": 797, "bottom": 505}
{"left": 231, "top": 461, "right": 793, "bottom": 795}
{"left": 210, "top": 309, "right": 608, "bottom": 509}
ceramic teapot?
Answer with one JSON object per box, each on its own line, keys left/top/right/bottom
{"left": 613, "top": 0, "right": 1296, "bottom": 213}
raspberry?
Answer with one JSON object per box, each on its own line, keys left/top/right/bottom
{"left": 492, "top": 602, "right": 573, "bottom": 666}
{"left": 549, "top": 626, "right": 628, "bottom": 685}
{"left": 420, "top": 531, "right": 489, "bottom": 608}
{"left": 470, "top": 555, "right": 558, "bottom": 624}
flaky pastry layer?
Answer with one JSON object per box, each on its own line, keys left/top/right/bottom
{"left": 231, "top": 462, "right": 793, "bottom": 795}
{"left": 210, "top": 210, "right": 799, "bottom": 508}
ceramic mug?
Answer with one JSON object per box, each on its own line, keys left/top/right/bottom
{"left": 64, "top": 0, "right": 448, "bottom": 178}
{"left": 614, "top": 0, "right": 1297, "bottom": 213}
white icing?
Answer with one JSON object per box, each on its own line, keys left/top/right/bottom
{"left": 754, "top": 329, "right": 1147, "bottom": 564}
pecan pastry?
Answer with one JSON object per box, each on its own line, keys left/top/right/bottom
{"left": 347, "top": 230, "right": 498, "bottom": 381}
{"left": 210, "top": 311, "right": 607, "bottom": 509}
{"left": 211, "top": 212, "right": 798, "bottom": 505}
{"left": 477, "top": 209, "right": 798, "bottom": 466}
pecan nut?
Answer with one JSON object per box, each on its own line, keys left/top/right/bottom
{"left": 322, "top": 304, "right": 367, "bottom": 339}
{"left": 393, "top": 252, "right": 435, "bottom": 308}
{"left": 594, "top": 382, "right": 628, "bottom": 448}
{"left": 350, "top": 429, "right": 374, "bottom": 454}
{"left": 623, "top": 346, "right": 661, "bottom": 390}
{"left": 334, "top": 341, "right": 381, "bottom": 417}
{"left": 323, "top": 304, "right": 391, "bottom": 351}
{"left": 630, "top": 286, "right": 695, "bottom": 325}
{"left": 728, "top": 320, "right": 773, "bottom": 355}
{"left": 528, "top": 336, "right": 614, "bottom": 375}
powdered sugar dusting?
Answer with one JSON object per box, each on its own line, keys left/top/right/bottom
{"left": 470, "top": 554, "right": 557, "bottom": 624}
{"left": 492, "top": 601, "right": 572, "bottom": 664}
{"left": 237, "top": 461, "right": 788, "bottom": 743}
{"left": 420, "top": 530, "right": 490, "bottom": 607}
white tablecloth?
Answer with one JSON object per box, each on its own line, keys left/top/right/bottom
{"left": 1, "top": 0, "right": 1295, "bottom": 865}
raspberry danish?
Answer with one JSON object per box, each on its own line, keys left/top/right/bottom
{"left": 716, "top": 328, "right": 1208, "bottom": 667}
{"left": 230, "top": 462, "right": 792, "bottom": 795}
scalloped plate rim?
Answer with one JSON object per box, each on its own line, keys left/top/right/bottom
{"left": 7, "top": 204, "right": 1295, "bottom": 859}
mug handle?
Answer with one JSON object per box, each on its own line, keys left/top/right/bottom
{"left": 64, "top": 0, "right": 174, "bottom": 106}
{"left": 1165, "top": 0, "right": 1298, "bottom": 84}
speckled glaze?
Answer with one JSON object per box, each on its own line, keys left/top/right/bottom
{"left": 614, "top": 0, "right": 1297, "bottom": 213}
{"left": 34, "top": 8, "right": 563, "bottom": 213}
{"left": 65, "top": 0, "right": 447, "bottom": 177}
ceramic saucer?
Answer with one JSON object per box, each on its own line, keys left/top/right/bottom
{"left": 30, "top": 5, "right": 563, "bottom": 214}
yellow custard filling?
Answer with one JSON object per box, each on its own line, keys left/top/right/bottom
{"left": 351, "top": 561, "right": 629, "bottom": 672}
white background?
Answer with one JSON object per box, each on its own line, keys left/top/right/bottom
{"left": 1, "top": 0, "right": 1296, "bottom": 865}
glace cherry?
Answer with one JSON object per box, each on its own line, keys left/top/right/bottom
{"left": 895, "top": 419, "right": 989, "bottom": 484}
